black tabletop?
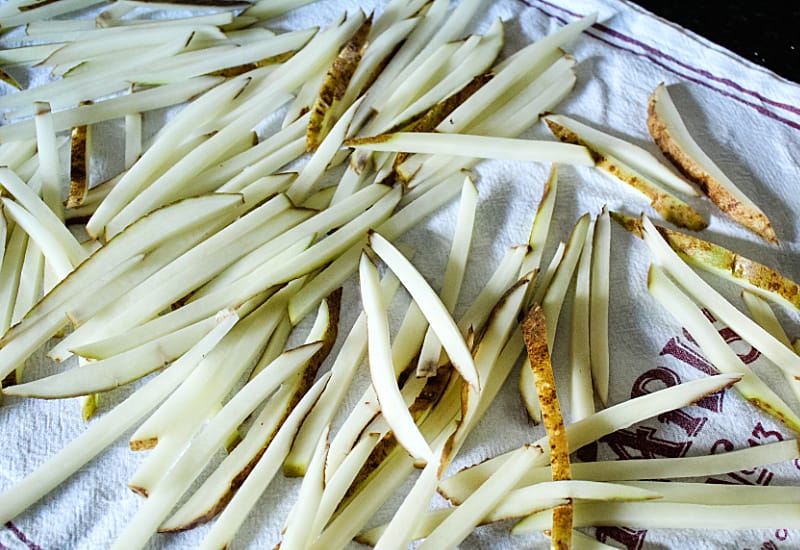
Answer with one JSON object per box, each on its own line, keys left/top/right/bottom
{"left": 632, "top": 2, "right": 800, "bottom": 84}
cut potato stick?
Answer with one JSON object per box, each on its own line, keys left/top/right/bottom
{"left": 513, "top": 501, "right": 800, "bottom": 533}
{"left": 373, "top": 427, "right": 453, "bottom": 550}
{"left": 399, "top": 60, "right": 576, "bottom": 185}
{"left": 416, "top": 175, "right": 477, "bottom": 377}
{"left": 544, "top": 113, "right": 698, "bottom": 196}
{"left": 287, "top": 97, "right": 364, "bottom": 203}
{"left": 105, "top": 94, "right": 293, "bottom": 237}
{"left": 323, "top": 297, "right": 428, "bottom": 481}
{"left": 0, "top": 311, "right": 238, "bottom": 525}
{"left": 196, "top": 372, "right": 330, "bottom": 550}
{"left": 590, "top": 206, "right": 610, "bottom": 406}
{"left": 0, "top": 77, "right": 222, "bottom": 143}
{"left": 360, "top": 479, "right": 659, "bottom": 545}
{"left": 522, "top": 165, "right": 558, "bottom": 293}
{"left": 648, "top": 264, "right": 800, "bottom": 432}
{"left": 307, "top": 12, "right": 371, "bottom": 150}
{"left": 159, "top": 321, "right": 308, "bottom": 532}
{"left": 570, "top": 216, "right": 596, "bottom": 420}
{"left": 199, "top": 113, "right": 307, "bottom": 192}
{"left": 541, "top": 214, "right": 590, "bottom": 349}
{"left": 440, "top": 372, "right": 742, "bottom": 503}
{"left": 288, "top": 174, "right": 463, "bottom": 324}
{"left": 441, "top": 438, "right": 800, "bottom": 504}
{"left": 0, "top": 0, "right": 106, "bottom": 28}
{"left": 32, "top": 101, "right": 63, "bottom": 220}
{"left": 640, "top": 216, "right": 800, "bottom": 379}
{"left": 67, "top": 114, "right": 91, "bottom": 208}
{"left": 545, "top": 115, "right": 706, "bottom": 231}
{"left": 280, "top": 425, "right": 330, "bottom": 550}
{"left": 622, "top": 480, "right": 800, "bottom": 505}
{"left": 741, "top": 290, "right": 800, "bottom": 404}
{"left": 347, "top": 132, "right": 593, "bottom": 167}
{"left": 0, "top": 194, "right": 244, "bottom": 381}
{"left": 51, "top": 194, "right": 295, "bottom": 359}
{"left": 417, "top": 445, "right": 540, "bottom": 550}
{"left": 369, "top": 231, "right": 479, "bottom": 389}
{"left": 521, "top": 304, "right": 573, "bottom": 549}
{"left": 4, "top": 311, "right": 219, "bottom": 398}
{"left": 85, "top": 75, "right": 250, "bottom": 239}
{"left": 110, "top": 342, "right": 323, "bottom": 550}
{"left": 127, "top": 290, "right": 288, "bottom": 451}
{"left": 0, "top": 168, "right": 86, "bottom": 267}
{"left": 1, "top": 198, "right": 74, "bottom": 280}
{"left": 360, "top": 252, "right": 434, "bottom": 464}
{"left": 309, "top": 378, "right": 459, "bottom": 550}
{"left": 387, "top": 21, "right": 503, "bottom": 133}
{"left": 654, "top": 222, "right": 800, "bottom": 313}
{"left": 284, "top": 271, "right": 400, "bottom": 476}
{"left": 647, "top": 82, "right": 776, "bottom": 242}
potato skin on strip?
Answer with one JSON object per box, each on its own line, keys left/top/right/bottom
{"left": 521, "top": 304, "right": 572, "bottom": 549}
{"left": 646, "top": 84, "right": 777, "bottom": 243}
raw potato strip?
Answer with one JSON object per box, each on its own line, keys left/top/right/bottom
{"left": 655, "top": 222, "right": 800, "bottom": 313}
{"left": 4, "top": 312, "right": 220, "bottom": 398}
{"left": 520, "top": 241, "right": 565, "bottom": 421}
{"left": 0, "top": 77, "right": 223, "bottom": 143}
{"left": 513, "top": 501, "right": 800, "bottom": 532}
{"left": 545, "top": 116, "right": 706, "bottom": 231}
{"left": 622, "top": 480, "right": 800, "bottom": 505}
{"left": 0, "top": 194, "right": 244, "bottom": 382}
{"left": 360, "top": 252, "right": 434, "bottom": 464}
{"left": 440, "top": 373, "right": 741, "bottom": 502}
{"left": 67, "top": 113, "right": 90, "bottom": 208}
{"left": 347, "top": 132, "right": 594, "bottom": 167}
{"left": 110, "top": 343, "right": 323, "bottom": 550}
{"left": 288, "top": 174, "right": 463, "bottom": 324}
{"left": 440, "top": 440, "right": 800, "bottom": 505}
{"left": 0, "top": 311, "right": 238, "bottom": 525}
{"left": 0, "top": 0, "right": 106, "bottom": 28}
{"left": 416, "top": 176, "right": 477, "bottom": 377}
{"left": 647, "top": 83, "right": 777, "bottom": 243}
{"left": 104, "top": 91, "right": 293, "bottom": 237}
{"left": 521, "top": 304, "right": 572, "bottom": 549}
{"left": 198, "top": 373, "right": 330, "bottom": 550}
{"left": 740, "top": 290, "right": 800, "bottom": 404}
{"left": 570, "top": 216, "right": 596, "bottom": 420}
{"left": 517, "top": 167, "right": 558, "bottom": 423}
{"left": 541, "top": 214, "right": 590, "bottom": 349}
{"left": 590, "top": 207, "right": 610, "bottom": 406}
{"left": 399, "top": 55, "right": 577, "bottom": 186}
{"left": 359, "top": 479, "right": 659, "bottom": 545}
{"left": 307, "top": 13, "right": 372, "bottom": 151}
{"left": 648, "top": 265, "right": 800, "bottom": 432}
{"left": 280, "top": 425, "right": 330, "bottom": 550}
{"left": 286, "top": 97, "right": 364, "bottom": 204}
{"left": 417, "top": 445, "right": 540, "bottom": 550}
{"left": 369, "top": 231, "right": 479, "bottom": 389}
{"left": 544, "top": 114, "right": 698, "bottom": 196}
{"left": 33, "top": 101, "right": 63, "bottom": 220}
{"left": 0, "top": 168, "right": 86, "bottom": 268}
{"left": 373, "top": 427, "right": 454, "bottom": 550}
{"left": 639, "top": 216, "right": 800, "bottom": 379}
{"left": 85, "top": 75, "right": 249, "bottom": 239}
{"left": 284, "top": 271, "right": 400, "bottom": 476}
{"left": 1, "top": 199, "right": 74, "bottom": 280}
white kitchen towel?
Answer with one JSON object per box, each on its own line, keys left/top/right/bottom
{"left": 1, "top": 1, "right": 799, "bottom": 549}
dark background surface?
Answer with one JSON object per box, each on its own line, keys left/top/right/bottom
{"left": 631, "top": 2, "right": 800, "bottom": 84}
